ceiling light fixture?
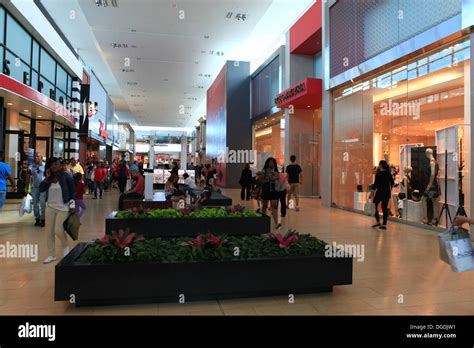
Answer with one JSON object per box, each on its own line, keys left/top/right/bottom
{"left": 7, "top": 102, "right": 13, "bottom": 106}
{"left": 24, "top": 110, "right": 29, "bottom": 112}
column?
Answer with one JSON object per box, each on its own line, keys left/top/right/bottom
{"left": 180, "top": 134, "right": 187, "bottom": 170}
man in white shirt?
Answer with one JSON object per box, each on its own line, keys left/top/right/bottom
{"left": 183, "top": 173, "right": 196, "bottom": 189}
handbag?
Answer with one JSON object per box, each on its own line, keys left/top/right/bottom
{"left": 19, "top": 194, "right": 33, "bottom": 217}
{"left": 63, "top": 214, "right": 81, "bottom": 241}
{"left": 444, "top": 234, "right": 474, "bottom": 272}
{"left": 364, "top": 196, "right": 374, "bottom": 216}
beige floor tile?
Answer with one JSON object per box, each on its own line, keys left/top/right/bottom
{"left": 253, "top": 303, "right": 320, "bottom": 315}
{"left": 1, "top": 189, "right": 472, "bottom": 315}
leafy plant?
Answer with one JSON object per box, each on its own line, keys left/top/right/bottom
{"left": 79, "top": 229, "right": 328, "bottom": 264}
{"left": 115, "top": 206, "right": 261, "bottom": 219}
{"left": 265, "top": 229, "right": 299, "bottom": 249}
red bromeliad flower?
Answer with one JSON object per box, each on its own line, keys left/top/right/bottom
{"left": 187, "top": 234, "right": 206, "bottom": 248}
{"left": 265, "top": 231, "right": 298, "bottom": 249}
{"left": 131, "top": 207, "right": 138, "bottom": 216}
{"left": 207, "top": 232, "right": 225, "bottom": 247}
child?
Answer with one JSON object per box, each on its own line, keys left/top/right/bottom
{"left": 74, "top": 173, "right": 86, "bottom": 218}
{"left": 252, "top": 171, "right": 264, "bottom": 213}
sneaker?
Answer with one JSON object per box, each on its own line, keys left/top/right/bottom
{"left": 371, "top": 223, "right": 381, "bottom": 228}
{"left": 40, "top": 220, "right": 45, "bottom": 227}
{"left": 63, "top": 247, "right": 70, "bottom": 257}
{"left": 295, "top": 207, "right": 300, "bottom": 212}
{"left": 34, "top": 220, "right": 40, "bottom": 227}
{"left": 43, "top": 256, "right": 56, "bottom": 264}
{"left": 379, "top": 225, "right": 387, "bottom": 230}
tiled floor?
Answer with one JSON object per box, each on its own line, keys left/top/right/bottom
{"left": 1, "top": 188, "right": 473, "bottom": 316}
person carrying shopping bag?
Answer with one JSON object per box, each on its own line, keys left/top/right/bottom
{"left": 30, "top": 152, "right": 46, "bottom": 227}
{"left": 39, "top": 157, "right": 75, "bottom": 264}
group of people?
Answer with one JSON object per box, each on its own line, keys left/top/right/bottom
{"left": 239, "top": 155, "right": 303, "bottom": 230}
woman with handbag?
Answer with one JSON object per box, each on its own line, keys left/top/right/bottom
{"left": 261, "top": 157, "right": 281, "bottom": 230}
{"left": 39, "top": 157, "right": 75, "bottom": 264}
{"left": 368, "top": 160, "right": 394, "bottom": 230}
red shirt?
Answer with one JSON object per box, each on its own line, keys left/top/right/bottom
{"left": 134, "top": 175, "right": 145, "bottom": 195}
{"left": 75, "top": 181, "right": 85, "bottom": 199}
{"left": 94, "top": 168, "right": 106, "bottom": 181}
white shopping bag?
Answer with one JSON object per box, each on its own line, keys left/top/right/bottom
{"left": 19, "top": 194, "right": 33, "bottom": 217}
{"left": 364, "top": 198, "right": 374, "bottom": 216}
{"left": 445, "top": 237, "right": 474, "bottom": 272}
{"left": 438, "top": 226, "right": 470, "bottom": 264}
{"left": 125, "top": 179, "right": 132, "bottom": 191}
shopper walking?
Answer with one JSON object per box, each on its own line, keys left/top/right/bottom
{"left": 30, "top": 152, "right": 46, "bottom": 227}
{"left": 368, "top": 160, "right": 394, "bottom": 230}
{"left": 18, "top": 159, "right": 31, "bottom": 197}
{"left": 286, "top": 155, "right": 302, "bottom": 211}
{"left": 239, "top": 164, "right": 253, "bottom": 200}
{"left": 69, "top": 158, "right": 84, "bottom": 175}
{"left": 278, "top": 166, "right": 289, "bottom": 218}
{"left": 261, "top": 157, "right": 281, "bottom": 230}
{"left": 93, "top": 162, "right": 107, "bottom": 199}
{"left": 117, "top": 161, "right": 130, "bottom": 194}
{"left": 74, "top": 173, "right": 86, "bottom": 218}
{"left": 39, "top": 157, "right": 75, "bottom": 264}
{"left": 0, "top": 153, "right": 15, "bottom": 210}
{"left": 86, "top": 162, "right": 95, "bottom": 195}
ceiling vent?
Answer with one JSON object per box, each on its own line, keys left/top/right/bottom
{"left": 95, "top": 0, "right": 118, "bottom": 8}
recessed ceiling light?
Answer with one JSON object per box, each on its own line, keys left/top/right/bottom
{"left": 7, "top": 102, "right": 13, "bottom": 106}
{"left": 38, "top": 115, "right": 43, "bottom": 118}
{"left": 24, "top": 110, "right": 29, "bottom": 112}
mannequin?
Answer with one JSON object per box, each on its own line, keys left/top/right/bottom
{"left": 422, "top": 148, "right": 440, "bottom": 225}
{"left": 400, "top": 166, "right": 411, "bottom": 197}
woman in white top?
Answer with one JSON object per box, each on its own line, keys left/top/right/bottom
{"left": 39, "top": 158, "right": 76, "bottom": 264}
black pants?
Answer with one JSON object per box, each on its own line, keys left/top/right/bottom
{"left": 373, "top": 194, "right": 389, "bottom": 225}
{"left": 240, "top": 184, "right": 251, "bottom": 200}
{"left": 118, "top": 192, "right": 144, "bottom": 211}
{"left": 118, "top": 177, "right": 127, "bottom": 194}
{"left": 279, "top": 190, "right": 287, "bottom": 216}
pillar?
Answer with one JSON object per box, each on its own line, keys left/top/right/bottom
{"left": 180, "top": 133, "right": 187, "bottom": 170}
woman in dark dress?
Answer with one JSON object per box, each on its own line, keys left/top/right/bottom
{"left": 369, "top": 160, "right": 394, "bottom": 230}
{"left": 261, "top": 157, "right": 281, "bottom": 230}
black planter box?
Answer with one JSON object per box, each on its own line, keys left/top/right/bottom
{"left": 106, "top": 212, "right": 271, "bottom": 238}
{"left": 55, "top": 243, "right": 353, "bottom": 306}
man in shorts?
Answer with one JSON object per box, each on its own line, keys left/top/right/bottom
{"left": 285, "top": 155, "right": 302, "bottom": 211}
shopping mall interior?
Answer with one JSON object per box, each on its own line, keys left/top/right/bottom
{"left": 0, "top": 0, "right": 473, "bottom": 340}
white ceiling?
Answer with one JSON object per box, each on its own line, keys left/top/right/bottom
{"left": 40, "top": 0, "right": 315, "bottom": 130}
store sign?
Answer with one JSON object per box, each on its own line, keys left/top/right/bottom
{"left": 274, "top": 82, "right": 306, "bottom": 105}
{"left": 99, "top": 119, "right": 108, "bottom": 140}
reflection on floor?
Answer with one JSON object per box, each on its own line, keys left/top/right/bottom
{"left": 1, "top": 188, "right": 474, "bottom": 316}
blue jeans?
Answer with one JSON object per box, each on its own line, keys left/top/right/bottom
{"left": 31, "top": 187, "right": 46, "bottom": 220}
{"left": 0, "top": 190, "right": 6, "bottom": 209}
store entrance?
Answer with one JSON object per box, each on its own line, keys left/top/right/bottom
{"left": 292, "top": 132, "right": 320, "bottom": 197}
{"left": 4, "top": 129, "right": 25, "bottom": 199}
{"left": 35, "top": 137, "right": 50, "bottom": 161}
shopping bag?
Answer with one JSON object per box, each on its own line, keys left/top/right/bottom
{"left": 364, "top": 199, "right": 374, "bottom": 216}
{"left": 445, "top": 236, "right": 474, "bottom": 272}
{"left": 63, "top": 214, "right": 81, "bottom": 241}
{"left": 126, "top": 179, "right": 132, "bottom": 191}
{"left": 438, "top": 226, "right": 470, "bottom": 264}
{"left": 19, "top": 194, "right": 33, "bottom": 217}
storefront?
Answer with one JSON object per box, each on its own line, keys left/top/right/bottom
{"left": 0, "top": 4, "right": 80, "bottom": 197}
{"left": 331, "top": 37, "right": 471, "bottom": 228}
{"left": 251, "top": 48, "right": 284, "bottom": 169}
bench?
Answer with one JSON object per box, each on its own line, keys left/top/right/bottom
{"left": 189, "top": 189, "right": 232, "bottom": 207}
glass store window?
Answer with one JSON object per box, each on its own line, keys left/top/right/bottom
{"left": 6, "top": 14, "right": 31, "bottom": 64}
{"left": 332, "top": 37, "right": 470, "bottom": 228}
{"left": 40, "top": 49, "right": 56, "bottom": 85}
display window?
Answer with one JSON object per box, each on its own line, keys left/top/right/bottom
{"left": 332, "top": 37, "right": 470, "bottom": 228}
{"left": 254, "top": 111, "right": 285, "bottom": 167}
